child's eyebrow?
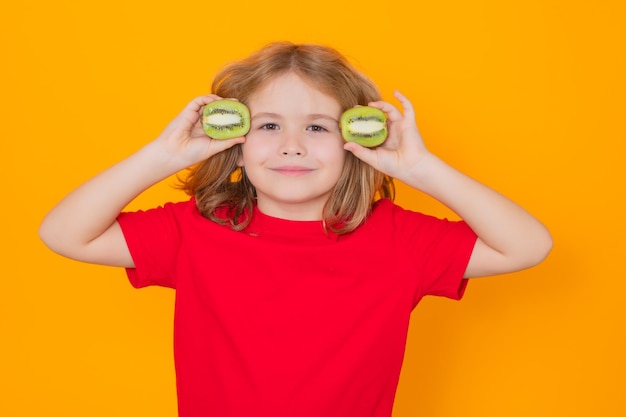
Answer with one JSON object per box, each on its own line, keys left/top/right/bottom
{"left": 308, "top": 114, "right": 339, "bottom": 123}
{"left": 250, "top": 112, "right": 339, "bottom": 123}
{"left": 251, "top": 112, "right": 283, "bottom": 120}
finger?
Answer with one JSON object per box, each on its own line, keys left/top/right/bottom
{"left": 185, "top": 94, "right": 223, "bottom": 113}
{"left": 212, "top": 136, "right": 246, "bottom": 154}
{"left": 393, "top": 90, "right": 416, "bottom": 121}
{"left": 343, "top": 141, "right": 379, "bottom": 169}
{"left": 367, "top": 100, "right": 404, "bottom": 123}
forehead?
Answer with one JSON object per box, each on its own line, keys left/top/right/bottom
{"left": 247, "top": 72, "right": 342, "bottom": 113}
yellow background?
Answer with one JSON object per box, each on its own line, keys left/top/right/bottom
{"left": 1, "top": 0, "right": 624, "bottom": 416}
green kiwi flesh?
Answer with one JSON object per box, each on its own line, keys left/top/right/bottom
{"left": 340, "top": 106, "right": 388, "bottom": 147}
{"left": 202, "top": 99, "right": 251, "bottom": 140}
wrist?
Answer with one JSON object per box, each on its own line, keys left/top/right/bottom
{"left": 398, "top": 151, "right": 443, "bottom": 192}
{"left": 140, "top": 140, "right": 191, "bottom": 175}
{"left": 124, "top": 141, "right": 186, "bottom": 186}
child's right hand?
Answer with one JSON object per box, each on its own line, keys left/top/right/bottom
{"left": 38, "top": 95, "right": 246, "bottom": 267}
{"left": 154, "top": 94, "right": 246, "bottom": 170}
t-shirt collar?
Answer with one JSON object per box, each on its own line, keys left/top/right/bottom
{"left": 243, "top": 205, "right": 340, "bottom": 243}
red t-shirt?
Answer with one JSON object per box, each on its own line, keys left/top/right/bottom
{"left": 117, "top": 198, "right": 477, "bottom": 417}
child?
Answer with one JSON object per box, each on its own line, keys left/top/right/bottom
{"left": 39, "top": 42, "right": 552, "bottom": 417}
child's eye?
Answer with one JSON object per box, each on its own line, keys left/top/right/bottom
{"left": 260, "top": 123, "right": 279, "bottom": 130}
{"left": 307, "top": 125, "right": 328, "bottom": 132}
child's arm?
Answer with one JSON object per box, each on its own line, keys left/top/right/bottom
{"left": 344, "top": 91, "right": 553, "bottom": 278}
{"left": 39, "top": 95, "right": 245, "bottom": 267}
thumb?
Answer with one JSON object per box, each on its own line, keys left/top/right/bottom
{"left": 344, "top": 142, "right": 379, "bottom": 169}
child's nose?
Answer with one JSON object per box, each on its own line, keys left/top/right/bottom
{"left": 279, "top": 131, "right": 306, "bottom": 156}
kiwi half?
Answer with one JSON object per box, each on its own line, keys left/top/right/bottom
{"left": 202, "top": 99, "right": 251, "bottom": 140}
{"left": 340, "top": 106, "right": 388, "bottom": 147}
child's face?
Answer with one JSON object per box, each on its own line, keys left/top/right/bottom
{"left": 239, "top": 72, "right": 346, "bottom": 220}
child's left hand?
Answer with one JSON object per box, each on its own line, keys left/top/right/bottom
{"left": 343, "top": 91, "right": 431, "bottom": 184}
{"left": 346, "top": 92, "right": 553, "bottom": 279}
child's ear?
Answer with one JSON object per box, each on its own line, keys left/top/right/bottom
{"left": 237, "top": 154, "right": 244, "bottom": 167}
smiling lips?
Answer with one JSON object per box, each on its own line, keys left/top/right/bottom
{"left": 270, "top": 165, "right": 316, "bottom": 176}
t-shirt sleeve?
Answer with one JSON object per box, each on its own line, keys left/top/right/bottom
{"left": 390, "top": 202, "right": 477, "bottom": 306}
{"left": 116, "top": 202, "right": 183, "bottom": 289}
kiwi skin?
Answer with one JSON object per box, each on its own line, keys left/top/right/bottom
{"left": 340, "top": 106, "right": 388, "bottom": 147}
{"left": 202, "top": 99, "right": 251, "bottom": 140}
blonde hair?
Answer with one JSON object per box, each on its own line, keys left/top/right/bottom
{"left": 179, "top": 41, "right": 395, "bottom": 234}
